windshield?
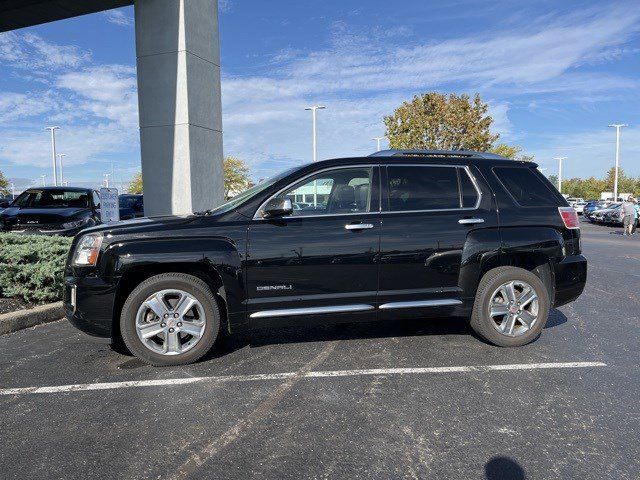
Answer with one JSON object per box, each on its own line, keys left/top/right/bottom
{"left": 119, "top": 196, "right": 141, "bottom": 208}
{"left": 12, "top": 189, "right": 90, "bottom": 209}
{"left": 207, "top": 166, "right": 302, "bottom": 215}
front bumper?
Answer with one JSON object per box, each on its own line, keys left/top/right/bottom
{"left": 64, "top": 275, "right": 117, "bottom": 338}
{"left": 554, "top": 254, "right": 587, "bottom": 308}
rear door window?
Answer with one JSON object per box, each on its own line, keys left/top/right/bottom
{"left": 493, "top": 167, "right": 558, "bottom": 207}
{"left": 386, "top": 165, "right": 478, "bottom": 211}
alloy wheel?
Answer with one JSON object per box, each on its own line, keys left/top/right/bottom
{"left": 135, "top": 289, "right": 206, "bottom": 355}
{"left": 487, "top": 280, "right": 539, "bottom": 337}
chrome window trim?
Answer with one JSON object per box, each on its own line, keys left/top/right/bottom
{"left": 253, "top": 164, "right": 380, "bottom": 220}
{"left": 250, "top": 304, "right": 374, "bottom": 318}
{"left": 384, "top": 164, "right": 482, "bottom": 213}
{"left": 378, "top": 299, "right": 462, "bottom": 310}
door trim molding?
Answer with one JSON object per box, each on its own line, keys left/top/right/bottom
{"left": 378, "top": 299, "right": 462, "bottom": 310}
{"left": 250, "top": 304, "right": 375, "bottom": 319}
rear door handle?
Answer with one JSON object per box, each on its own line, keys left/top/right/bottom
{"left": 345, "top": 223, "right": 374, "bottom": 230}
{"left": 458, "top": 218, "right": 485, "bottom": 225}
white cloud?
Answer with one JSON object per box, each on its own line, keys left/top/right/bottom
{"left": 0, "top": 32, "right": 91, "bottom": 69}
{"left": 0, "top": 123, "right": 138, "bottom": 169}
{"left": 56, "top": 65, "right": 139, "bottom": 127}
{"left": 101, "top": 10, "right": 134, "bottom": 27}
{"left": 0, "top": 92, "right": 57, "bottom": 122}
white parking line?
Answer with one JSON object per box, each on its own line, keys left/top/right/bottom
{"left": 0, "top": 361, "right": 607, "bottom": 396}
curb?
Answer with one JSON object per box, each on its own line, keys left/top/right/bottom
{"left": 0, "top": 302, "right": 64, "bottom": 335}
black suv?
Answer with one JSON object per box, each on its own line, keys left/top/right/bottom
{"left": 64, "top": 150, "right": 586, "bottom": 366}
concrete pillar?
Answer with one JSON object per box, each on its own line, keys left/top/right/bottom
{"left": 135, "top": 0, "right": 224, "bottom": 216}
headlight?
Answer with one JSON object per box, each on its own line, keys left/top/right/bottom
{"left": 63, "top": 219, "right": 85, "bottom": 229}
{"left": 72, "top": 234, "right": 103, "bottom": 266}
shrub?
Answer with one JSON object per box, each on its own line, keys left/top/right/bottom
{"left": 0, "top": 234, "right": 73, "bottom": 303}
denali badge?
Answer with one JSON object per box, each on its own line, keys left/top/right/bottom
{"left": 257, "top": 285, "right": 293, "bottom": 291}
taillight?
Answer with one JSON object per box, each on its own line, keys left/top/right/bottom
{"left": 558, "top": 207, "right": 579, "bottom": 229}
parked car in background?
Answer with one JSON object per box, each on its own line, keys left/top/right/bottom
{"left": 591, "top": 203, "right": 622, "bottom": 225}
{"left": 119, "top": 194, "right": 144, "bottom": 220}
{"left": 0, "top": 187, "right": 101, "bottom": 236}
{"left": 572, "top": 201, "right": 586, "bottom": 215}
{"left": 583, "top": 200, "right": 607, "bottom": 219}
{"left": 64, "top": 149, "right": 586, "bottom": 366}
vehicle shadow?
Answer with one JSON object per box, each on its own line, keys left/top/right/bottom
{"left": 545, "top": 308, "right": 567, "bottom": 329}
{"left": 209, "top": 307, "right": 569, "bottom": 358}
{"left": 117, "top": 309, "right": 570, "bottom": 365}
{"left": 485, "top": 456, "right": 526, "bottom": 479}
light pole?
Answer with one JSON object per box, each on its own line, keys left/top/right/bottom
{"left": 9, "top": 182, "right": 15, "bottom": 199}
{"left": 103, "top": 173, "right": 111, "bottom": 188}
{"left": 56, "top": 153, "right": 67, "bottom": 186}
{"left": 305, "top": 105, "right": 326, "bottom": 207}
{"left": 40, "top": 175, "right": 46, "bottom": 186}
{"left": 305, "top": 105, "right": 326, "bottom": 162}
{"left": 372, "top": 137, "right": 385, "bottom": 151}
{"left": 608, "top": 124, "right": 628, "bottom": 201}
{"left": 45, "top": 126, "right": 60, "bottom": 186}
{"left": 553, "top": 157, "right": 567, "bottom": 193}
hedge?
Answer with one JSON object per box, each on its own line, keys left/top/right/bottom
{"left": 0, "top": 234, "right": 73, "bottom": 303}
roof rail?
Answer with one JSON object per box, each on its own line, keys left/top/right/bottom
{"left": 368, "top": 149, "right": 506, "bottom": 159}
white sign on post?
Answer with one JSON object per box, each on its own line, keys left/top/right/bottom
{"left": 99, "top": 188, "right": 120, "bottom": 224}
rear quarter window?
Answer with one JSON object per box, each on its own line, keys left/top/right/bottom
{"left": 493, "top": 167, "right": 558, "bottom": 207}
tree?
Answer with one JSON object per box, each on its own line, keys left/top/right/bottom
{"left": 128, "top": 172, "right": 143, "bottom": 194}
{"left": 384, "top": 92, "right": 534, "bottom": 161}
{"left": 384, "top": 92, "right": 499, "bottom": 151}
{"left": 490, "top": 144, "right": 534, "bottom": 162}
{"left": 0, "top": 171, "right": 9, "bottom": 197}
{"left": 224, "top": 156, "right": 251, "bottom": 198}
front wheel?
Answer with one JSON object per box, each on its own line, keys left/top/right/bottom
{"left": 120, "top": 273, "right": 221, "bottom": 366}
{"left": 470, "top": 266, "right": 550, "bottom": 347}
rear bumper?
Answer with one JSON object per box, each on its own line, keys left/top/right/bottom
{"left": 553, "top": 254, "right": 587, "bottom": 308}
{"left": 64, "top": 275, "right": 117, "bottom": 338}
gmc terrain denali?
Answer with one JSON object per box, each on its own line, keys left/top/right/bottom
{"left": 65, "top": 150, "right": 587, "bottom": 366}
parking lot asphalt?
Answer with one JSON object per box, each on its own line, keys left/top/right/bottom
{"left": 1, "top": 219, "right": 639, "bottom": 479}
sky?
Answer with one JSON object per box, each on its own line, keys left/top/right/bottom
{"left": 0, "top": 0, "right": 639, "bottom": 191}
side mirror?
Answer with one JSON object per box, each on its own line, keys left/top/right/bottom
{"left": 262, "top": 198, "right": 293, "bottom": 218}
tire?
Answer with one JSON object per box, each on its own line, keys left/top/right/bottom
{"left": 120, "top": 273, "right": 221, "bottom": 366}
{"left": 470, "top": 266, "right": 550, "bottom": 347}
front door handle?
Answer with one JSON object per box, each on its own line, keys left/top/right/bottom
{"left": 345, "top": 223, "right": 374, "bottom": 230}
{"left": 458, "top": 218, "right": 485, "bottom": 225}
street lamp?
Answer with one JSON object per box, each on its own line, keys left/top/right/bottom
{"left": 304, "top": 105, "right": 326, "bottom": 162}
{"left": 103, "top": 173, "right": 111, "bottom": 188}
{"left": 305, "top": 105, "right": 326, "bottom": 208}
{"left": 553, "top": 157, "right": 567, "bottom": 193}
{"left": 608, "top": 124, "right": 628, "bottom": 201}
{"left": 372, "top": 136, "right": 385, "bottom": 151}
{"left": 56, "top": 153, "right": 67, "bottom": 186}
{"left": 45, "top": 126, "right": 60, "bottom": 186}
{"left": 40, "top": 175, "right": 46, "bottom": 187}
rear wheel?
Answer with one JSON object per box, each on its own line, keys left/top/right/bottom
{"left": 120, "top": 273, "right": 220, "bottom": 366}
{"left": 470, "top": 266, "right": 550, "bottom": 347}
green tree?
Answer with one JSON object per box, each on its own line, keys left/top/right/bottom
{"left": 384, "top": 92, "right": 499, "bottom": 151}
{"left": 490, "top": 144, "right": 534, "bottom": 162}
{"left": 224, "top": 156, "right": 251, "bottom": 198}
{"left": 128, "top": 171, "right": 143, "bottom": 194}
{"left": 383, "top": 92, "right": 533, "bottom": 160}
{"left": 0, "top": 170, "right": 10, "bottom": 197}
